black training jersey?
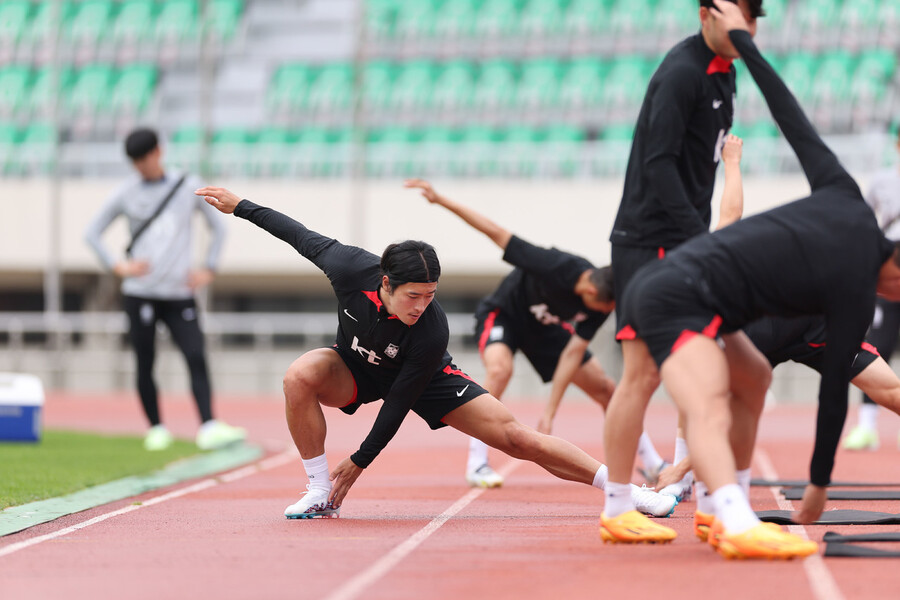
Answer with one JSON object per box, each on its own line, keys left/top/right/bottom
{"left": 610, "top": 33, "right": 735, "bottom": 250}
{"left": 662, "top": 31, "right": 895, "bottom": 486}
{"left": 481, "top": 236, "right": 609, "bottom": 340}
{"left": 234, "top": 200, "right": 452, "bottom": 469}
{"left": 744, "top": 315, "right": 827, "bottom": 368}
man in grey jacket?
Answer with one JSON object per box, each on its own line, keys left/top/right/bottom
{"left": 85, "top": 128, "right": 245, "bottom": 451}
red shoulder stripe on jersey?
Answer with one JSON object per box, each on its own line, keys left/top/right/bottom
{"left": 706, "top": 56, "right": 733, "bottom": 74}
{"left": 616, "top": 324, "right": 637, "bottom": 341}
{"left": 861, "top": 341, "right": 880, "bottom": 357}
{"left": 443, "top": 364, "right": 474, "bottom": 382}
{"left": 478, "top": 309, "right": 500, "bottom": 354}
{"left": 362, "top": 290, "right": 382, "bottom": 309}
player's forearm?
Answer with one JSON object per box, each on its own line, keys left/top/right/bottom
{"left": 545, "top": 341, "right": 586, "bottom": 419}
{"left": 716, "top": 161, "right": 744, "bottom": 230}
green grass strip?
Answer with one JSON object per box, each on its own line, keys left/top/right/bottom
{"left": 0, "top": 431, "right": 263, "bottom": 537}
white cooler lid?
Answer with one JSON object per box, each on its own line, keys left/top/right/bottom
{"left": 0, "top": 373, "right": 45, "bottom": 406}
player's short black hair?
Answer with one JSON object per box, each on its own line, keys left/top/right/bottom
{"left": 124, "top": 128, "right": 159, "bottom": 160}
{"left": 588, "top": 266, "right": 615, "bottom": 304}
{"left": 699, "top": 0, "right": 765, "bottom": 19}
{"left": 381, "top": 240, "right": 441, "bottom": 289}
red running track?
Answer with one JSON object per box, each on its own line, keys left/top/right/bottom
{"left": 1, "top": 392, "right": 899, "bottom": 600}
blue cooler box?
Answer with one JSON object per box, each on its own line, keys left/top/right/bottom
{"left": 0, "top": 373, "right": 44, "bottom": 442}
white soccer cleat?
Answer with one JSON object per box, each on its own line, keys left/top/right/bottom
{"left": 143, "top": 425, "right": 174, "bottom": 451}
{"left": 631, "top": 484, "right": 678, "bottom": 517}
{"left": 284, "top": 485, "right": 340, "bottom": 519}
{"left": 659, "top": 480, "right": 693, "bottom": 503}
{"left": 466, "top": 464, "right": 504, "bottom": 488}
{"left": 195, "top": 420, "right": 246, "bottom": 450}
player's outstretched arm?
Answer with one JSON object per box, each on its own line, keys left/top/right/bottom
{"left": 715, "top": 134, "right": 744, "bottom": 230}
{"left": 405, "top": 179, "right": 512, "bottom": 250}
{"left": 196, "top": 186, "right": 242, "bottom": 213}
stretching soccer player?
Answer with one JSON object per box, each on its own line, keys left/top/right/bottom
{"left": 599, "top": 0, "right": 900, "bottom": 559}
{"left": 197, "top": 186, "right": 676, "bottom": 519}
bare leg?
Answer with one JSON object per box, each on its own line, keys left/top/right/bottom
{"left": 282, "top": 348, "right": 356, "bottom": 459}
{"left": 603, "top": 339, "right": 660, "bottom": 484}
{"left": 723, "top": 331, "right": 771, "bottom": 471}
{"left": 571, "top": 357, "right": 616, "bottom": 410}
{"left": 443, "top": 394, "right": 601, "bottom": 484}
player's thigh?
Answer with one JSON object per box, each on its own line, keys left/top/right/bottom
{"left": 442, "top": 393, "right": 524, "bottom": 448}
{"left": 722, "top": 330, "right": 772, "bottom": 396}
{"left": 284, "top": 348, "right": 357, "bottom": 408}
{"left": 660, "top": 335, "right": 731, "bottom": 418}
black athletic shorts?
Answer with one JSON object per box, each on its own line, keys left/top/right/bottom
{"left": 329, "top": 346, "right": 488, "bottom": 429}
{"left": 474, "top": 305, "right": 592, "bottom": 383}
{"left": 615, "top": 260, "right": 731, "bottom": 367}
{"left": 611, "top": 244, "right": 667, "bottom": 333}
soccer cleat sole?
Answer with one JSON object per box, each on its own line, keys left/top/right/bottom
{"left": 599, "top": 528, "right": 675, "bottom": 544}
{"left": 286, "top": 509, "right": 340, "bottom": 520}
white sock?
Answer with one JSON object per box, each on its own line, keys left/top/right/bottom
{"left": 695, "top": 481, "right": 715, "bottom": 515}
{"left": 467, "top": 437, "right": 490, "bottom": 473}
{"left": 859, "top": 403, "right": 879, "bottom": 430}
{"left": 637, "top": 432, "right": 665, "bottom": 471}
{"left": 736, "top": 468, "right": 752, "bottom": 498}
{"left": 604, "top": 481, "right": 634, "bottom": 518}
{"left": 713, "top": 483, "right": 760, "bottom": 535}
{"left": 302, "top": 453, "right": 331, "bottom": 492}
{"left": 674, "top": 436, "right": 689, "bottom": 464}
{"left": 592, "top": 464, "right": 609, "bottom": 490}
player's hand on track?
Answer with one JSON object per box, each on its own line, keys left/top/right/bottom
{"left": 536, "top": 414, "right": 553, "bottom": 435}
{"left": 188, "top": 268, "right": 215, "bottom": 290}
{"left": 195, "top": 186, "right": 242, "bottom": 214}
{"left": 656, "top": 458, "right": 690, "bottom": 490}
{"left": 329, "top": 456, "right": 363, "bottom": 507}
{"left": 114, "top": 259, "right": 150, "bottom": 278}
{"left": 404, "top": 179, "right": 443, "bottom": 205}
{"left": 792, "top": 484, "right": 827, "bottom": 524}
{"left": 709, "top": 0, "right": 750, "bottom": 32}
{"left": 721, "top": 134, "right": 743, "bottom": 165}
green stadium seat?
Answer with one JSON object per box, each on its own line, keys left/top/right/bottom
{"left": 0, "top": 1, "right": 33, "bottom": 47}
{"left": 601, "top": 56, "right": 652, "bottom": 108}
{"left": 609, "top": 0, "right": 658, "bottom": 35}
{"left": 431, "top": 60, "right": 476, "bottom": 112}
{"left": 559, "top": 57, "right": 605, "bottom": 109}
{"left": 760, "top": 0, "right": 787, "bottom": 27}
{"left": 389, "top": 60, "right": 435, "bottom": 111}
{"left": 366, "top": 127, "right": 419, "bottom": 177}
{"left": 206, "top": 0, "right": 244, "bottom": 39}
{"left": 852, "top": 49, "right": 897, "bottom": 101}
{"left": 252, "top": 127, "right": 297, "bottom": 176}
{"left": 366, "top": 0, "right": 400, "bottom": 39}
{"left": 266, "top": 63, "right": 314, "bottom": 115}
{"left": 456, "top": 126, "right": 503, "bottom": 176}
{"left": 110, "top": 64, "right": 157, "bottom": 115}
{"left": 210, "top": 128, "right": 254, "bottom": 176}
{"left": 418, "top": 127, "right": 460, "bottom": 176}
{"left": 812, "top": 51, "right": 854, "bottom": 105}
{"left": 0, "top": 122, "right": 20, "bottom": 174}
{"left": 564, "top": 0, "right": 613, "bottom": 36}
{"left": 501, "top": 126, "right": 543, "bottom": 176}
{"left": 519, "top": 0, "right": 565, "bottom": 37}
{"left": 600, "top": 123, "right": 635, "bottom": 141}
{"left": 361, "top": 61, "right": 396, "bottom": 112}
{"left": 544, "top": 125, "right": 585, "bottom": 176}
{"left": 67, "top": 0, "right": 114, "bottom": 45}
{"left": 794, "top": 0, "right": 841, "bottom": 30}
{"left": 29, "top": 67, "right": 74, "bottom": 118}
{"left": 155, "top": 0, "right": 198, "bottom": 42}
{"left": 474, "top": 0, "right": 523, "bottom": 38}
{"left": 516, "top": 59, "right": 562, "bottom": 109}
{"left": 306, "top": 63, "right": 354, "bottom": 112}
{"left": 168, "top": 126, "right": 206, "bottom": 172}
{"left": 0, "top": 66, "right": 31, "bottom": 118}
{"left": 21, "top": 1, "right": 71, "bottom": 46}
{"left": 472, "top": 59, "right": 517, "bottom": 111}
{"left": 433, "top": 0, "right": 479, "bottom": 38}
{"left": 19, "top": 122, "right": 57, "bottom": 174}
{"left": 776, "top": 52, "right": 817, "bottom": 105}
{"left": 296, "top": 127, "right": 352, "bottom": 178}
{"left": 111, "top": 0, "right": 157, "bottom": 45}
{"left": 67, "top": 64, "right": 115, "bottom": 116}
{"left": 394, "top": 0, "right": 439, "bottom": 39}
{"left": 654, "top": 0, "right": 699, "bottom": 34}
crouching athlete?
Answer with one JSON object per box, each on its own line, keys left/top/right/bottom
{"left": 196, "top": 186, "right": 677, "bottom": 520}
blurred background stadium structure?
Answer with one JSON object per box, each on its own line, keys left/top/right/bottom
{"left": 1, "top": 0, "right": 898, "bottom": 400}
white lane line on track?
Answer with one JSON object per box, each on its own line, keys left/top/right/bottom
{"left": 324, "top": 459, "right": 523, "bottom": 600}
{"left": 0, "top": 448, "right": 299, "bottom": 559}
{"left": 754, "top": 448, "right": 845, "bottom": 600}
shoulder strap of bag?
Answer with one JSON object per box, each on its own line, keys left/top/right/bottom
{"left": 126, "top": 174, "right": 187, "bottom": 257}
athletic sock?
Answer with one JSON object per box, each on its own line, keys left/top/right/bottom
{"left": 736, "top": 468, "right": 752, "bottom": 498}
{"left": 859, "top": 402, "right": 879, "bottom": 431}
{"left": 673, "top": 436, "right": 689, "bottom": 464}
{"left": 637, "top": 432, "right": 665, "bottom": 471}
{"left": 467, "top": 437, "right": 490, "bottom": 473}
{"left": 302, "top": 453, "right": 331, "bottom": 492}
{"left": 695, "top": 480, "right": 715, "bottom": 515}
{"left": 592, "top": 464, "right": 609, "bottom": 489}
{"left": 604, "top": 481, "right": 634, "bottom": 518}
{"left": 713, "top": 483, "right": 760, "bottom": 535}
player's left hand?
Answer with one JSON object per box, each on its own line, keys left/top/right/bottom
{"left": 710, "top": 0, "right": 750, "bottom": 33}
{"left": 188, "top": 268, "right": 215, "bottom": 289}
{"left": 722, "top": 134, "right": 743, "bottom": 164}
{"left": 329, "top": 456, "right": 363, "bottom": 507}
{"left": 536, "top": 414, "right": 553, "bottom": 435}
{"left": 791, "top": 484, "right": 827, "bottom": 524}
{"left": 196, "top": 186, "right": 242, "bottom": 214}
{"left": 404, "top": 179, "right": 442, "bottom": 204}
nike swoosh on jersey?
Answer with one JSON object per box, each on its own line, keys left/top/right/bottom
{"left": 344, "top": 309, "right": 358, "bottom": 322}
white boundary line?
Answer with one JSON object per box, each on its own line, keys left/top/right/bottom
{"left": 0, "top": 448, "right": 298, "bottom": 559}
{"left": 324, "top": 459, "right": 523, "bottom": 600}
{"left": 754, "top": 448, "right": 845, "bottom": 600}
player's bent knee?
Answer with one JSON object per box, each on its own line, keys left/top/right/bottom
{"left": 499, "top": 422, "right": 542, "bottom": 460}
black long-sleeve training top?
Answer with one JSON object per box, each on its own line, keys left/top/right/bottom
{"left": 610, "top": 33, "right": 736, "bottom": 250}
{"left": 481, "top": 236, "right": 609, "bottom": 340}
{"left": 661, "top": 30, "right": 894, "bottom": 486}
{"left": 234, "top": 200, "right": 453, "bottom": 469}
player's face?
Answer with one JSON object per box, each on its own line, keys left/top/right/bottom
{"left": 132, "top": 146, "right": 164, "bottom": 180}
{"left": 702, "top": 0, "right": 758, "bottom": 60}
{"left": 384, "top": 281, "right": 438, "bottom": 326}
